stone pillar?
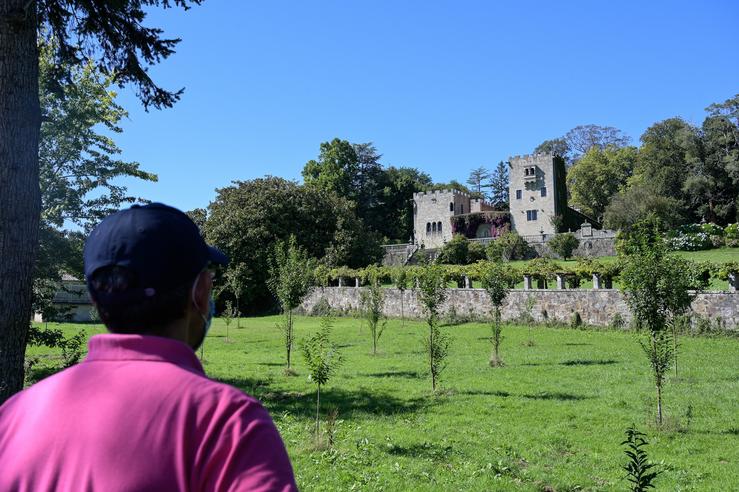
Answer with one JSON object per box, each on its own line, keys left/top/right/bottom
{"left": 523, "top": 275, "right": 532, "bottom": 290}
{"left": 355, "top": 277, "right": 360, "bottom": 288}
{"left": 556, "top": 274, "right": 566, "bottom": 290}
{"left": 729, "top": 272, "right": 738, "bottom": 292}
{"left": 464, "top": 276, "right": 471, "bottom": 289}
{"left": 338, "top": 278, "right": 344, "bottom": 287}
{"left": 592, "top": 274, "right": 602, "bottom": 289}
{"left": 415, "top": 279, "right": 420, "bottom": 289}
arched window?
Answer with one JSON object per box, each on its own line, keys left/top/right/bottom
{"left": 449, "top": 202, "right": 454, "bottom": 212}
{"left": 426, "top": 222, "right": 431, "bottom": 235}
{"left": 432, "top": 222, "right": 437, "bottom": 233}
{"left": 437, "top": 222, "right": 443, "bottom": 234}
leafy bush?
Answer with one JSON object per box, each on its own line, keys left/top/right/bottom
{"left": 725, "top": 223, "right": 738, "bottom": 239}
{"left": 486, "top": 232, "right": 533, "bottom": 261}
{"left": 436, "top": 234, "right": 470, "bottom": 265}
{"left": 467, "top": 241, "right": 487, "bottom": 263}
{"left": 666, "top": 224, "right": 714, "bottom": 251}
{"left": 700, "top": 222, "right": 724, "bottom": 236}
{"left": 622, "top": 425, "right": 661, "bottom": 491}
{"left": 310, "top": 297, "right": 332, "bottom": 317}
{"left": 547, "top": 233, "right": 580, "bottom": 260}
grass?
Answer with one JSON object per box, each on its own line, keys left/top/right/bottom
{"left": 26, "top": 316, "right": 738, "bottom": 491}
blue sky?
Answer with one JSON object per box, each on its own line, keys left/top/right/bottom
{"left": 113, "top": 0, "right": 739, "bottom": 213}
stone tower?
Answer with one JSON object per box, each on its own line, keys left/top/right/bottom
{"left": 508, "top": 153, "right": 567, "bottom": 237}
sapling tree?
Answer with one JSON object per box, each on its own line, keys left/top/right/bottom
{"left": 360, "top": 271, "right": 386, "bottom": 355}
{"left": 302, "top": 317, "right": 343, "bottom": 442}
{"left": 417, "top": 265, "right": 450, "bottom": 392}
{"left": 223, "top": 262, "right": 248, "bottom": 329}
{"left": 392, "top": 268, "right": 409, "bottom": 329}
{"left": 480, "top": 261, "right": 512, "bottom": 367}
{"left": 619, "top": 217, "right": 707, "bottom": 425}
{"left": 222, "top": 300, "right": 236, "bottom": 342}
{"left": 268, "top": 236, "right": 314, "bottom": 372}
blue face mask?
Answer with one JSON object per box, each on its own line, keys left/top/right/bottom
{"left": 192, "top": 280, "right": 215, "bottom": 350}
{"left": 203, "top": 297, "right": 215, "bottom": 336}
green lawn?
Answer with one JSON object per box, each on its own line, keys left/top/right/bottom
{"left": 27, "top": 316, "right": 738, "bottom": 491}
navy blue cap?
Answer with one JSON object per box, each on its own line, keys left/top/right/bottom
{"left": 84, "top": 203, "right": 228, "bottom": 299}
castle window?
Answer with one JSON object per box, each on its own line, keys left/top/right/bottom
{"left": 426, "top": 222, "right": 431, "bottom": 235}
{"left": 432, "top": 222, "right": 437, "bottom": 233}
{"left": 526, "top": 210, "right": 538, "bottom": 221}
{"left": 460, "top": 204, "right": 464, "bottom": 214}
{"left": 516, "top": 190, "right": 522, "bottom": 199}
{"left": 437, "top": 222, "right": 442, "bottom": 234}
{"left": 540, "top": 187, "right": 547, "bottom": 197}
{"left": 449, "top": 202, "right": 454, "bottom": 212}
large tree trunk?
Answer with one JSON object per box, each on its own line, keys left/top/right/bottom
{"left": 0, "top": 1, "right": 41, "bottom": 404}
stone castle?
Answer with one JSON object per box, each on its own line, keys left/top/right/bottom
{"left": 413, "top": 153, "right": 594, "bottom": 249}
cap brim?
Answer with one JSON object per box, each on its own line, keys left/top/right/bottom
{"left": 207, "top": 246, "right": 229, "bottom": 266}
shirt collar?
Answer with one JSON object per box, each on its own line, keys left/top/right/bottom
{"left": 84, "top": 334, "right": 204, "bottom": 374}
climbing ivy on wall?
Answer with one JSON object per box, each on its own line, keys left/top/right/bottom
{"left": 450, "top": 212, "right": 511, "bottom": 238}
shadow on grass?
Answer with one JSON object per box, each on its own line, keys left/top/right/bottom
{"left": 559, "top": 359, "right": 618, "bottom": 366}
{"left": 364, "top": 370, "right": 422, "bottom": 379}
{"left": 458, "top": 389, "right": 587, "bottom": 401}
{"left": 521, "top": 391, "right": 589, "bottom": 401}
{"left": 256, "top": 362, "right": 284, "bottom": 367}
{"left": 220, "top": 377, "right": 430, "bottom": 418}
{"left": 563, "top": 343, "right": 591, "bottom": 346}
{"left": 458, "top": 389, "right": 512, "bottom": 397}
{"left": 386, "top": 441, "right": 453, "bottom": 460}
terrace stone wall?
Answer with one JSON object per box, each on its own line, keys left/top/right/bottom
{"left": 300, "top": 287, "right": 739, "bottom": 330}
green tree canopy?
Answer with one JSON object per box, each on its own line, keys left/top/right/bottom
{"left": 205, "top": 177, "right": 383, "bottom": 312}
{"left": 566, "top": 146, "right": 637, "bottom": 221}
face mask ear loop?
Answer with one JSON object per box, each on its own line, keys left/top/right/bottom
{"left": 192, "top": 279, "right": 208, "bottom": 324}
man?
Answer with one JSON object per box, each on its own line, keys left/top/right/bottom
{"left": 0, "top": 203, "right": 298, "bottom": 491}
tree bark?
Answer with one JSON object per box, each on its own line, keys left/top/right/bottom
{"left": 0, "top": 0, "right": 41, "bottom": 404}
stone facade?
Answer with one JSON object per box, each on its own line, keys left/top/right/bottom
{"left": 413, "top": 189, "right": 496, "bottom": 249}
{"left": 508, "top": 154, "right": 565, "bottom": 237}
{"left": 301, "top": 287, "right": 739, "bottom": 330}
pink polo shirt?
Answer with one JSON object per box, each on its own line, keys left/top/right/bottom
{"left": 0, "top": 334, "right": 298, "bottom": 492}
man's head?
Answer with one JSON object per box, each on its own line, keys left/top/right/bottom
{"left": 84, "top": 203, "right": 228, "bottom": 347}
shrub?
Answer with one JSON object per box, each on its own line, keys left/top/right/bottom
{"left": 665, "top": 224, "right": 714, "bottom": 251}
{"left": 548, "top": 233, "right": 580, "bottom": 260}
{"left": 310, "top": 297, "right": 332, "bottom": 317}
{"left": 611, "top": 313, "right": 625, "bottom": 330}
{"left": 436, "top": 234, "right": 469, "bottom": 265}
{"left": 725, "top": 223, "right": 738, "bottom": 239}
{"left": 486, "top": 232, "right": 532, "bottom": 261}
{"left": 467, "top": 241, "right": 487, "bottom": 263}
